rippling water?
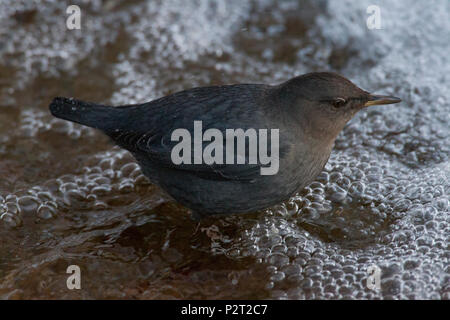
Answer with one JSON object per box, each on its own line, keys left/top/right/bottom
{"left": 0, "top": 0, "right": 448, "bottom": 299}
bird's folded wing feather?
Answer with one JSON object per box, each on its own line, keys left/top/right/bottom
{"left": 110, "top": 85, "right": 287, "bottom": 182}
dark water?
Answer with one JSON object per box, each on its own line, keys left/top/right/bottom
{"left": 0, "top": 0, "right": 448, "bottom": 299}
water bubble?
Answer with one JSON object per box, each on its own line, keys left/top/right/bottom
{"left": 36, "top": 204, "right": 57, "bottom": 220}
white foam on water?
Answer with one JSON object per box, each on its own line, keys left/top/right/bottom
{"left": 238, "top": 0, "right": 449, "bottom": 299}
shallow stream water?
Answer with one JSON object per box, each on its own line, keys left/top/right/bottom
{"left": 0, "top": 0, "right": 448, "bottom": 299}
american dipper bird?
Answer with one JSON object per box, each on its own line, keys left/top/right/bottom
{"left": 49, "top": 72, "right": 401, "bottom": 219}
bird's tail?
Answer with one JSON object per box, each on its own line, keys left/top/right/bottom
{"left": 49, "top": 97, "right": 124, "bottom": 132}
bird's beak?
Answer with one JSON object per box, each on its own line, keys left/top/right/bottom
{"left": 364, "top": 94, "right": 402, "bottom": 107}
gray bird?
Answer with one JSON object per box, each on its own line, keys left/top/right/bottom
{"left": 49, "top": 72, "right": 401, "bottom": 219}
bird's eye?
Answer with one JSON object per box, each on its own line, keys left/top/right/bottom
{"left": 332, "top": 98, "right": 346, "bottom": 108}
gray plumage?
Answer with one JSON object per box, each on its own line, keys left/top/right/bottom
{"left": 49, "top": 72, "right": 401, "bottom": 218}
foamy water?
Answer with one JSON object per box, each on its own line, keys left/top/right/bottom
{"left": 0, "top": 0, "right": 448, "bottom": 299}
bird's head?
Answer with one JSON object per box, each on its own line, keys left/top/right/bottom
{"left": 279, "top": 72, "right": 401, "bottom": 144}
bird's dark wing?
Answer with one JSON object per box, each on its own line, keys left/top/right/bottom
{"left": 109, "top": 85, "right": 288, "bottom": 182}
